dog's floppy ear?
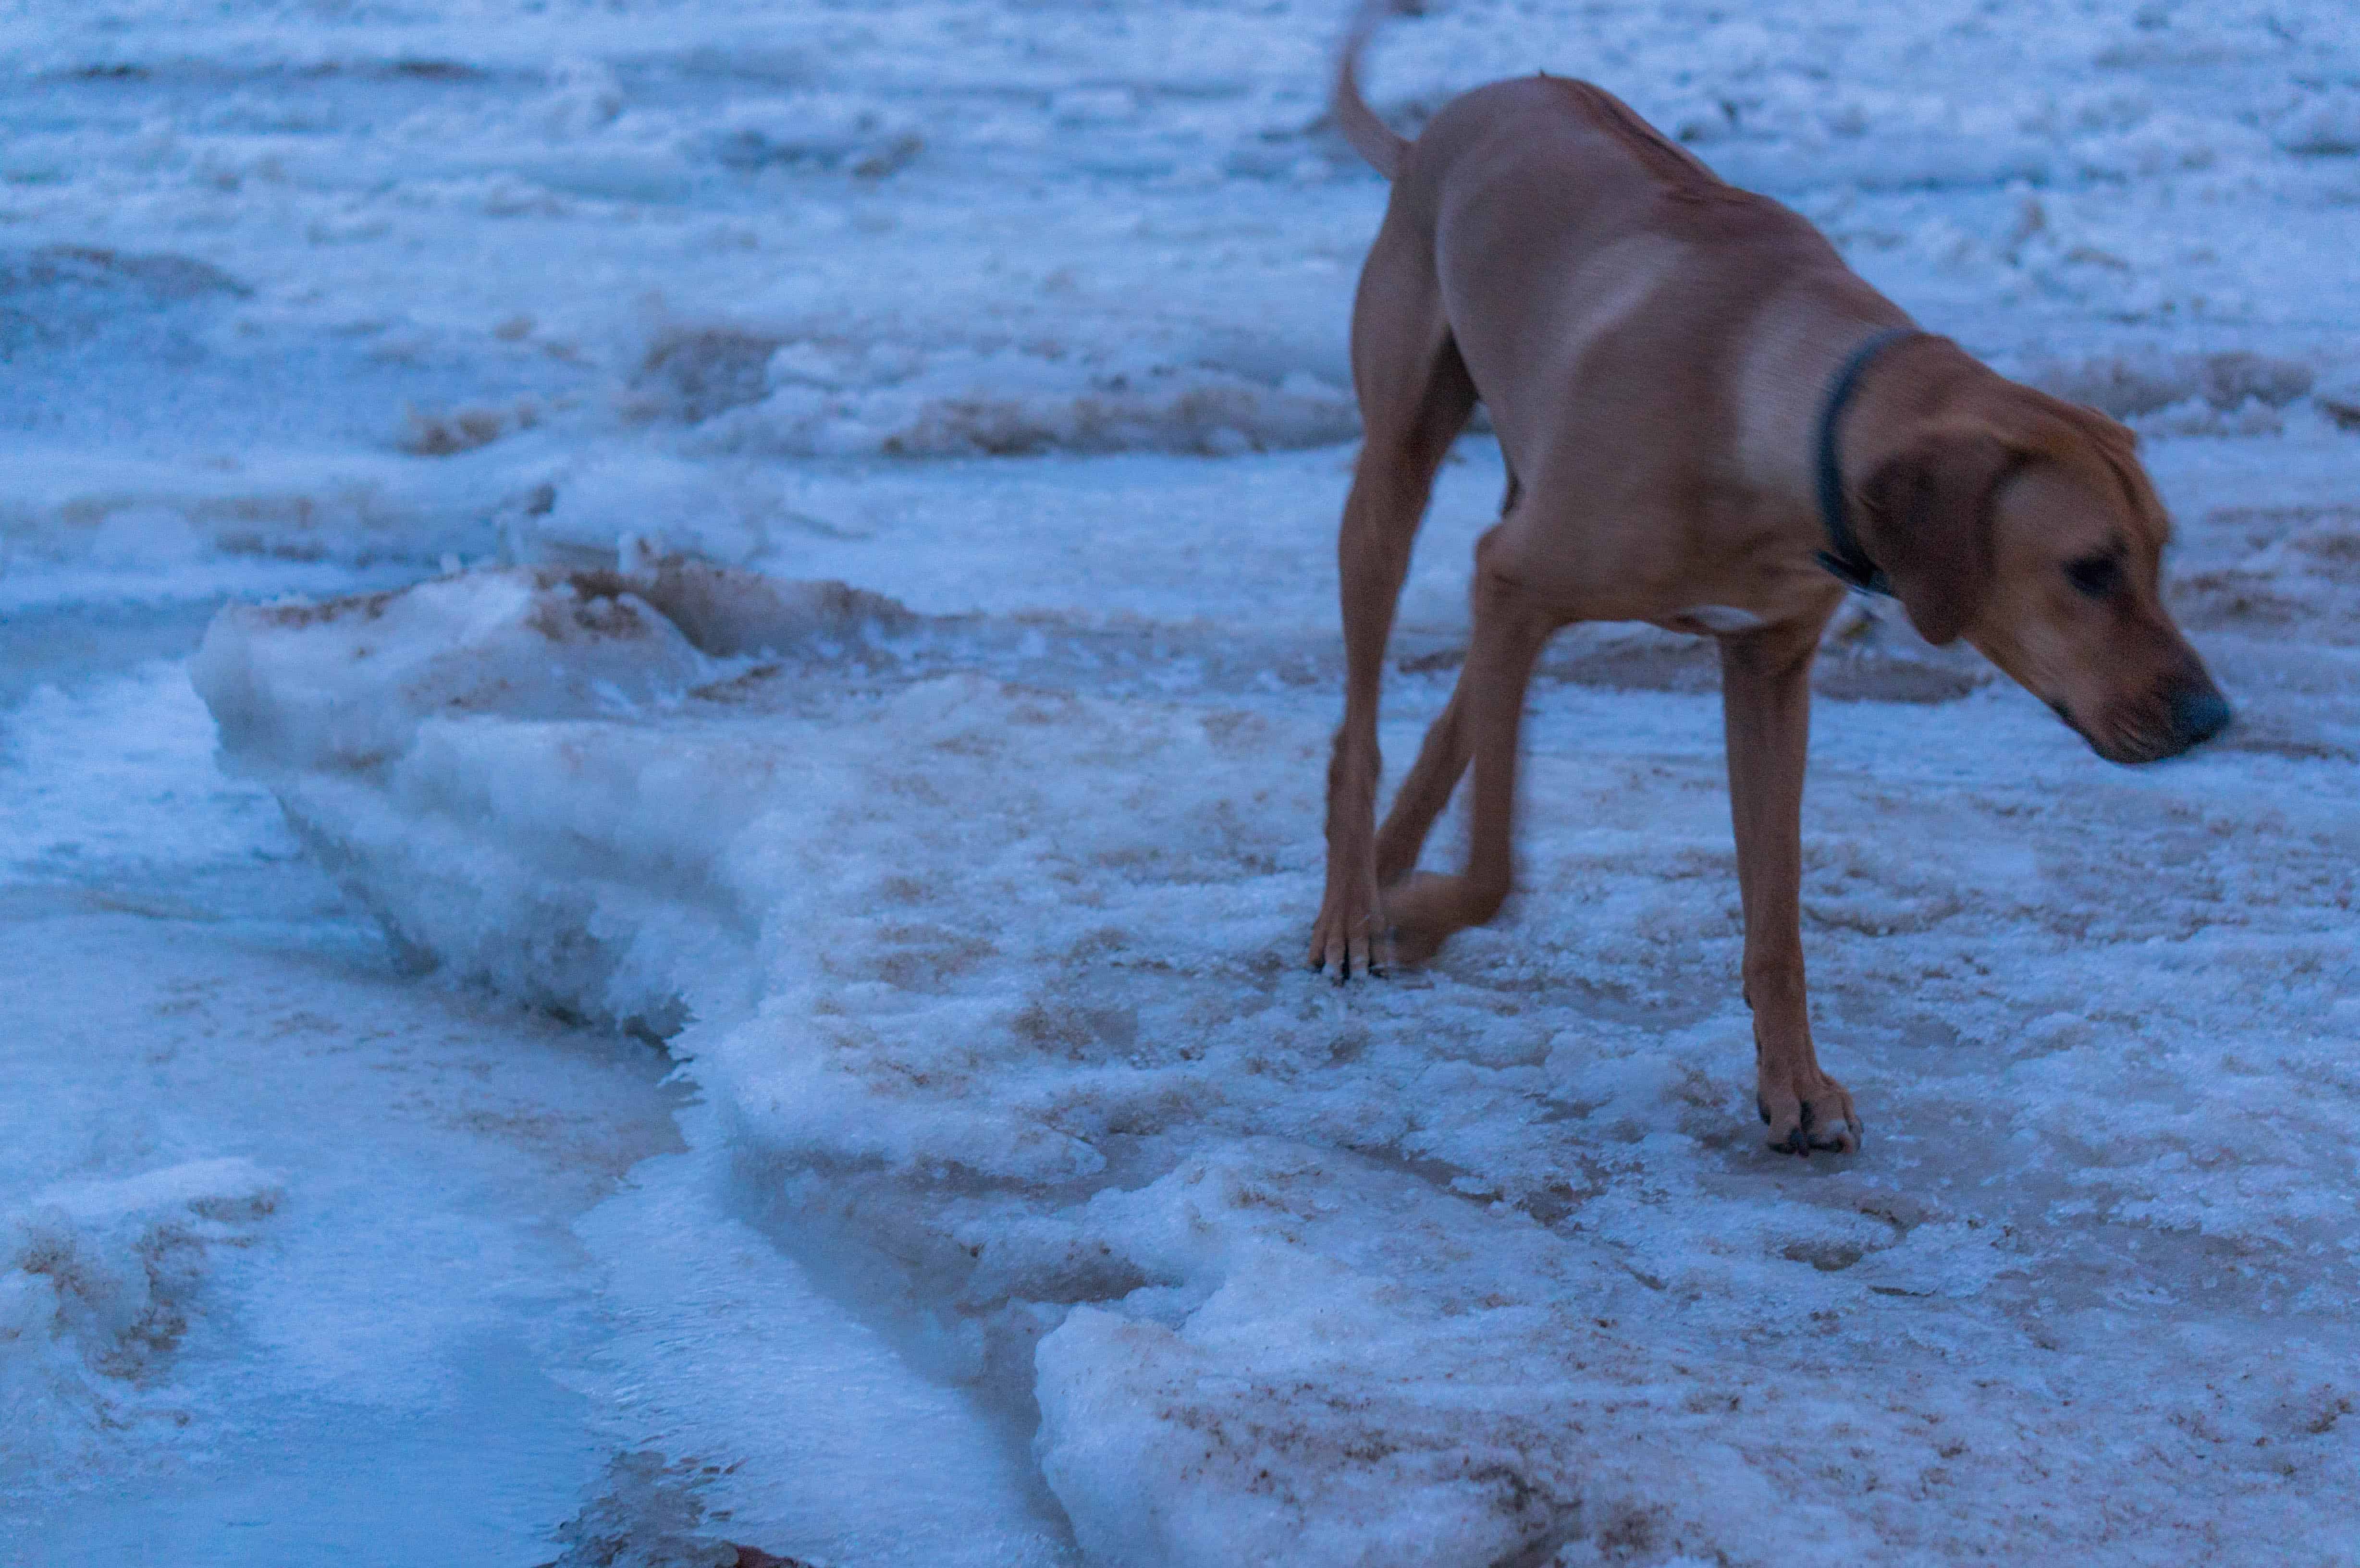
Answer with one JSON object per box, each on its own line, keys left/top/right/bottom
{"left": 1857, "top": 429, "right": 2015, "bottom": 646}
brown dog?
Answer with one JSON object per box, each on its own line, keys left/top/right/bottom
{"left": 1308, "top": 3, "right": 2230, "bottom": 1155}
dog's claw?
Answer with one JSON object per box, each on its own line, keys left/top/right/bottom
{"left": 1312, "top": 939, "right": 1382, "bottom": 984}
{"left": 1759, "top": 1077, "right": 1861, "bottom": 1157}
{"left": 1307, "top": 882, "right": 1384, "bottom": 983}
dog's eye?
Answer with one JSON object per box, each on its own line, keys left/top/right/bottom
{"left": 2065, "top": 554, "right": 2122, "bottom": 599}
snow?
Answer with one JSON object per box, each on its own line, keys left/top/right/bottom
{"left": 2, "top": 1156, "right": 283, "bottom": 1466}
{"left": 6, "top": 0, "right": 2359, "bottom": 1562}
{"left": 188, "top": 539, "right": 2360, "bottom": 1562}
{"left": 0, "top": 662, "right": 668, "bottom": 1561}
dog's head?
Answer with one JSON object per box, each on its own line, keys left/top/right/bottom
{"left": 1857, "top": 389, "right": 2228, "bottom": 764}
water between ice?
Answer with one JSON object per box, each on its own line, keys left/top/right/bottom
{"left": 0, "top": 595, "right": 1072, "bottom": 1567}
{"left": 27, "top": 1335, "right": 608, "bottom": 1567}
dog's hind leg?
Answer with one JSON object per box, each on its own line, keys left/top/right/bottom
{"left": 1373, "top": 683, "right": 1467, "bottom": 886}
{"left": 1310, "top": 217, "right": 1477, "bottom": 980}
{"left": 1377, "top": 526, "right": 1553, "bottom": 964}
{"left": 1372, "top": 460, "right": 1524, "bottom": 886}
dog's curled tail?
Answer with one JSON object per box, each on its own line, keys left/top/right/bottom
{"left": 1333, "top": 0, "right": 1410, "bottom": 179}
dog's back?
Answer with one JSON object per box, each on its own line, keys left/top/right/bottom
{"left": 1369, "top": 76, "right": 1877, "bottom": 573}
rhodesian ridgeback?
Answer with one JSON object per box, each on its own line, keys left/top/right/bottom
{"left": 1308, "top": 1, "right": 2231, "bottom": 1155}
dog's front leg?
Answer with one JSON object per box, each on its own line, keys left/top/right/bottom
{"left": 1720, "top": 621, "right": 1863, "bottom": 1155}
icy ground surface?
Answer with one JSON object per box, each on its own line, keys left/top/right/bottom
{"left": 0, "top": 656, "right": 681, "bottom": 1564}
{"left": 5, "top": 0, "right": 2360, "bottom": 1564}
{"left": 0, "top": 649, "right": 1074, "bottom": 1567}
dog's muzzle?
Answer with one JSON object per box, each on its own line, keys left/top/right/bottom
{"left": 2167, "top": 683, "right": 2233, "bottom": 751}
{"left": 2062, "top": 676, "right": 2231, "bottom": 765}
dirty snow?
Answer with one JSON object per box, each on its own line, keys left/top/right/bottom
{"left": 5, "top": 0, "right": 2359, "bottom": 1563}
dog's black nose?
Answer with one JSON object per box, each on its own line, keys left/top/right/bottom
{"left": 2169, "top": 685, "right": 2232, "bottom": 748}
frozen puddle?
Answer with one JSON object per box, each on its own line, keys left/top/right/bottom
{"left": 188, "top": 561, "right": 2360, "bottom": 1565}
{"left": 573, "top": 1129, "right": 1076, "bottom": 1568}
{"left": 0, "top": 657, "right": 1073, "bottom": 1568}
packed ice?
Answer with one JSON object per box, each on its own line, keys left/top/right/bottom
{"left": 3, "top": 0, "right": 2356, "bottom": 1564}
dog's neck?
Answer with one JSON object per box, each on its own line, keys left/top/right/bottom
{"left": 1737, "top": 308, "right": 1988, "bottom": 567}
{"left": 1811, "top": 328, "right": 1922, "bottom": 594}
{"left": 1830, "top": 333, "right": 1997, "bottom": 480}
{"left": 1733, "top": 297, "right": 1903, "bottom": 519}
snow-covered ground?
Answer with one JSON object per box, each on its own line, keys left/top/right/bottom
{"left": 4, "top": 1, "right": 2357, "bottom": 1563}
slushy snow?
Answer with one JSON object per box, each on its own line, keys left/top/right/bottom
{"left": 190, "top": 543, "right": 2360, "bottom": 1564}
{"left": 4, "top": 0, "right": 2358, "bottom": 1563}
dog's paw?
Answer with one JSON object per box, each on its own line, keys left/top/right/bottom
{"left": 1758, "top": 1076, "right": 1863, "bottom": 1157}
{"left": 1376, "top": 870, "right": 1477, "bottom": 968}
{"left": 1308, "top": 888, "right": 1383, "bottom": 982}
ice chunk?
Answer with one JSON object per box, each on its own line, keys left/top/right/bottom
{"left": 191, "top": 569, "right": 709, "bottom": 773}
{"left": 1, "top": 1159, "right": 282, "bottom": 1467}
{"left": 504, "top": 455, "right": 781, "bottom": 571}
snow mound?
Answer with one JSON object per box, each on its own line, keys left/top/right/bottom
{"left": 2267, "top": 84, "right": 2360, "bottom": 157}
{"left": 627, "top": 320, "right": 1357, "bottom": 458}
{"left": 2169, "top": 503, "right": 2360, "bottom": 653}
{"left": 695, "top": 94, "right": 925, "bottom": 179}
{"left": 194, "top": 563, "right": 911, "bottom": 774}
{"left": 192, "top": 564, "right": 910, "bottom": 1028}
{"left": 499, "top": 454, "right": 800, "bottom": 572}
{"left": 197, "top": 567, "right": 2360, "bottom": 1565}
{"left": 0, "top": 246, "right": 248, "bottom": 358}
{"left": 0, "top": 445, "right": 531, "bottom": 596}
{"left": 2, "top": 1159, "right": 282, "bottom": 1466}
{"left": 2025, "top": 348, "right": 2314, "bottom": 418}
{"left": 2020, "top": 347, "right": 2321, "bottom": 435}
